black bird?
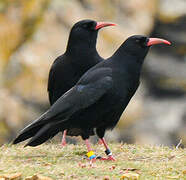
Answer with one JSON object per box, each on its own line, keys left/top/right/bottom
{"left": 48, "top": 19, "right": 116, "bottom": 146}
{"left": 23, "top": 19, "right": 116, "bottom": 146}
{"left": 13, "top": 35, "right": 171, "bottom": 161}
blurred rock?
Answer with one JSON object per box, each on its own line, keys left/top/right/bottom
{"left": 144, "top": 52, "right": 186, "bottom": 98}
{"left": 0, "top": 0, "right": 50, "bottom": 76}
{"left": 0, "top": 0, "right": 185, "bottom": 146}
{"left": 131, "top": 12, "right": 186, "bottom": 146}
{"left": 158, "top": 0, "right": 186, "bottom": 22}
{"left": 0, "top": 89, "right": 42, "bottom": 144}
{"left": 0, "top": 0, "right": 50, "bottom": 144}
{"left": 134, "top": 97, "right": 186, "bottom": 146}
{"left": 179, "top": 113, "right": 186, "bottom": 146}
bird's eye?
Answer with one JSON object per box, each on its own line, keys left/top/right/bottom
{"left": 136, "top": 39, "right": 140, "bottom": 43}
{"left": 135, "top": 37, "right": 147, "bottom": 46}
{"left": 82, "top": 22, "right": 94, "bottom": 29}
{"left": 82, "top": 24, "right": 88, "bottom": 28}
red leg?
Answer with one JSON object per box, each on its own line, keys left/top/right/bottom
{"left": 100, "top": 138, "right": 115, "bottom": 161}
{"left": 61, "top": 130, "right": 67, "bottom": 146}
{"left": 85, "top": 139, "right": 92, "bottom": 152}
{"left": 85, "top": 139, "right": 96, "bottom": 164}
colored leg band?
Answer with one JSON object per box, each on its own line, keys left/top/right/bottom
{"left": 105, "top": 149, "right": 112, "bottom": 156}
{"left": 87, "top": 151, "right": 96, "bottom": 160}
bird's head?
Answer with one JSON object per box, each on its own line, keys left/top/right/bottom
{"left": 67, "top": 19, "right": 116, "bottom": 53}
{"left": 72, "top": 19, "right": 116, "bottom": 31}
{"left": 120, "top": 35, "right": 171, "bottom": 61}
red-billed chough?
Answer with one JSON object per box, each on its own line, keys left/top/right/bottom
{"left": 48, "top": 19, "right": 116, "bottom": 146}
{"left": 13, "top": 35, "right": 171, "bottom": 161}
{"left": 18, "top": 19, "right": 116, "bottom": 146}
{"left": 48, "top": 19, "right": 115, "bottom": 146}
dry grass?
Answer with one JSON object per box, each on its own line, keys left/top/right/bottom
{"left": 0, "top": 143, "right": 185, "bottom": 179}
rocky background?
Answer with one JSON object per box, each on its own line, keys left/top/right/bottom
{"left": 0, "top": 0, "right": 185, "bottom": 147}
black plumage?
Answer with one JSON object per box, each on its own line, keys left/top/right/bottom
{"left": 13, "top": 35, "right": 170, "bottom": 160}
{"left": 48, "top": 19, "right": 115, "bottom": 105}
{"left": 48, "top": 19, "right": 115, "bottom": 144}
{"left": 13, "top": 19, "right": 115, "bottom": 145}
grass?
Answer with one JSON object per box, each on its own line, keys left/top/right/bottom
{"left": 0, "top": 143, "right": 185, "bottom": 179}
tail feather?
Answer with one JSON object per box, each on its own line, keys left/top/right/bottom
{"left": 25, "top": 121, "right": 67, "bottom": 147}
{"left": 13, "top": 111, "right": 49, "bottom": 144}
{"left": 20, "top": 111, "right": 48, "bottom": 134}
{"left": 13, "top": 124, "right": 44, "bottom": 144}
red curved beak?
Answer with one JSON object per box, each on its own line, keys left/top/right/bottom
{"left": 147, "top": 38, "right": 171, "bottom": 46}
{"left": 95, "top": 22, "right": 116, "bottom": 30}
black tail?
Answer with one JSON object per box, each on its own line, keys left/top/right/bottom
{"left": 25, "top": 121, "right": 67, "bottom": 147}
{"left": 13, "top": 111, "right": 48, "bottom": 144}
{"left": 13, "top": 124, "right": 44, "bottom": 144}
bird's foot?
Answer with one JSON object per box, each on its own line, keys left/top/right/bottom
{"left": 61, "top": 140, "right": 66, "bottom": 147}
{"left": 87, "top": 151, "right": 97, "bottom": 165}
{"left": 100, "top": 155, "right": 116, "bottom": 161}
{"left": 61, "top": 130, "right": 67, "bottom": 147}
{"left": 89, "top": 157, "right": 97, "bottom": 166}
{"left": 98, "top": 139, "right": 103, "bottom": 145}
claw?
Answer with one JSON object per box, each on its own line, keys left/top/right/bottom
{"left": 61, "top": 140, "right": 66, "bottom": 146}
{"left": 100, "top": 155, "right": 116, "bottom": 161}
{"left": 89, "top": 157, "right": 96, "bottom": 166}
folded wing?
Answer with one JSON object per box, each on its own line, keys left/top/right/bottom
{"left": 13, "top": 67, "right": 113, "bottom": 144}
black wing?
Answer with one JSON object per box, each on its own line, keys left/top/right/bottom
{"left": 17, "top": 67, "right": 113, "bottom": 137}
